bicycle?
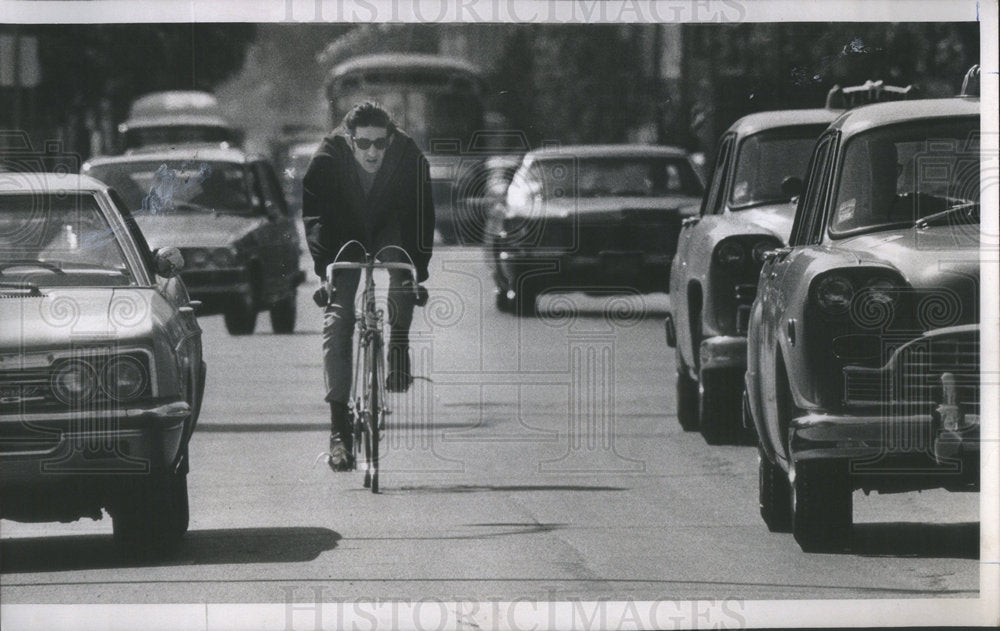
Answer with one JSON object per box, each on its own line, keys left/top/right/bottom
{"left": 326, "top": 241, "right": 422, "bottom": 493}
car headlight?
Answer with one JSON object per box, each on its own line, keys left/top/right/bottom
{"left": 861, "top": 277, "right": 899, "bottom": 307}
{"left": 51, "top": 360, "right": 98, "bottom": 405}
{"left": 813, "top": 274, "right": 854, "bottom": 314}
{"left": 186, "top": 248, "right": 210, "bottom": 269}
{"left": 102, "top": 356, "right": 148, "bottom": 401}
{"left": 211, "top": 247, "right": 237, "bottom": 268}
{"left": 716, "top": 241, "right": 745, "bottom": 266}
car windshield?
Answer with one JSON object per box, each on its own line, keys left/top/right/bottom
{"left": 530, "top": 156, "right": 702, "bottom": 200}
{"left": 86, "top": 160, "right": 253, "bottom": 215}
{"left": 0, "top": 192, "right": 137, "bottom": 287}
{"left": 729, "top": 125, "right": 828, "bottom": 208}
{"left": 830, "top": 117, "right": 980, "bottom": 236}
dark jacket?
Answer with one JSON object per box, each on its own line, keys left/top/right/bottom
{"left": 301, "top": 124, "right": 435, "bottom": 282}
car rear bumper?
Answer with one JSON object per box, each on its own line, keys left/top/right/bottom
{"left": 0, "top": 400, "right": 192, "bottom": 485}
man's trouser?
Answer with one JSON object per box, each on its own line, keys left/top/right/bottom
{"left": 322, "top": 268, "right": 415, "bottom": 407}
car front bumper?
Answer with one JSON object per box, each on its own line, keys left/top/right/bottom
{"left": 0, "top": 399, "right": 192, "bottom": 486}
{"left": 699, "top": 335, "right": 747, "bottom": 372}
{"left": 497, "top": 250, "right": 672, "bottom": 292}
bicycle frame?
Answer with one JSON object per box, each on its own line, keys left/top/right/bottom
{"left": 326, "top": 241, "right": 418, "bottom": 492}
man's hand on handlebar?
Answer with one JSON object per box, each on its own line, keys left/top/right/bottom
{"left": 313, "top": 283, "right": 331, "bottom": 307}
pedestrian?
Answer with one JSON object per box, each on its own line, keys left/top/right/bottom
{"left": 302, "top": 101, "right": 434, "bottom": 471}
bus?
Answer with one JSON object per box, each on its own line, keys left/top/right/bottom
{"left": 325, "top": 54, "right": 490, "bottom": 244}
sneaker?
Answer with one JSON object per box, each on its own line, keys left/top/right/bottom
{"left": 327, "top": 435, "right": 354, "bottom": 471}
{"left": 385, "top": 370, "right": 413, "bottom": 393}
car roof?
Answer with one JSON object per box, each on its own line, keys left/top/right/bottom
{"left": 85, "top": 145, "right": 257, "bottom": 166}
{"left": 725, "top": 108, "right": 843, "bottom": 137}
{"left": 0, "top": 172, "right": 109, "bottom": 194}
{"left": 121, "top": 114, "right": 233, "bottom": 129}
{"left": 524, "top": 144, "right": 690, "bottom": 161}
{"left": 828, "top": 97, "right": 980, "bottom": 136}
{"left": 330, "top": 53, "right": 482, "bottom": 79}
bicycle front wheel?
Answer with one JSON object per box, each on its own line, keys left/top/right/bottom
{"left": 368, "top": 335, "right": 383, "bottom": 493}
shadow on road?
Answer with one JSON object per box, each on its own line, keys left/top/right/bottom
{"left": 394, "top": 484, "right": 628, "bottom": 493}
{"left": 848, "top": 521, "right": 978, "bottom": 559}
{"left": 0, "top": 526, "right": 340, "bottom": 573}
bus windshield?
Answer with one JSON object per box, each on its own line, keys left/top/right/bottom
{"left": 327, "top": 56, "right": 485, "bottom": 153}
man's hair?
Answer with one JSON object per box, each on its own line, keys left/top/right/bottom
{"left": 345, "top": 101, "right": 395, "bottom": 135}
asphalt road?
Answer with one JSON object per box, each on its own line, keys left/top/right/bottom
{"left": 0, "top": 246, "right": 984, "bottom": 626}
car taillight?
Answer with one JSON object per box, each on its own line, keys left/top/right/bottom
{"left": 51, "top": 360, "right": 98, "bottom": 405}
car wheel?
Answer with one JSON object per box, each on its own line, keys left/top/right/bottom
{"left": 675, "top": 349, "right": 699, "bottom": 432}
{"left": 225, "top": 291, "right": 257, "bottom": 335}
{"left": 111, "top": 470, "right": 189, "bottom": 556}
{"left": 270, "top": 291, "right": 297, "bottom": 334}
{"left": 790, "top": 459, "right": 852, "bottom": 552}
{"left": 698, "top": 367, "right": 743, "bottom": 445}
{"left": 758, "top": 444, "right": 792, "bottom": 532}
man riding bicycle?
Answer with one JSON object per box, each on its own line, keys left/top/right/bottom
{"left": 302, "top": 101, "right": 435, "bottom": 470}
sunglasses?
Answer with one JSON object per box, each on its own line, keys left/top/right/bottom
{"left": 352, "top": 136, "right": 388, "bottom": 151}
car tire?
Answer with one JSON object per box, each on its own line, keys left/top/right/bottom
{"left": 270, "top": 291, "right": 297, "bottom": 334}
{"left": 698, "top": 367, "right": 743, "bottom": 445}
{"left": 225, "top": 291, "right": 257, "bottom": 336}
{"left": 111, "top": 470, "right": 189, "bottom": 556}
{"left": 758, "top": 444, "right": 792, "bottom": 532}
{"left": 495, "top": 286, "right": 513, "bottom": 313}
{"left": 675, "top": 350, "right": 699, "bottom": 432}
{"left": 513, "top": 280, "right": 539, "bottom": 318}
{"left": 790, "top": 459, "right": 852, "bottom": 552}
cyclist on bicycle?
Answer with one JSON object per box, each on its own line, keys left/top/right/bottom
{"left": 302, "top": 101, "right": 435, "bottom": 470}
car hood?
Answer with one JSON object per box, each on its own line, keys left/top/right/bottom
{"left": 838, "top": 224, "right": 980, "bottom": 288}
{"left": 135, "top": 213, "right": 261, "bottom": 249}
{"left": 542, "top": 195, "right": 701, "bottom": 219}
{"left": 0, "top": 288, "right": 161, "bottom": 352}
{"left": 729, "top": 203, "right": 796, "bottom": 241}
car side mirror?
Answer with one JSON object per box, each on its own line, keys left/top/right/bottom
{"left": 781, "top": 176, "right": 803, "bottom": 202}
{"left": 153, "top": 246, "right": 184, "bottom": 278}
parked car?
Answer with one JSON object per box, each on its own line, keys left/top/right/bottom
{"left": 744, "top": 95, "right": 981, "bottom": 552}
{"left": 485, "top": 145, "right": 704, "bottom": 316}
{"left": 0, "top": 172, "right": 205, "bottom": 553}
{"left": 665, "top": 108, "right": 841, "bottom": 444}
{"left": 117, "top": 90, "right": 243, "bottom": 153}
{"left": 83, "top": 146, "right": 304, "bottom": 335}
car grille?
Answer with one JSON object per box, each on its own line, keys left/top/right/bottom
{"left": 843, "top": 327, "right": 979, "bottom": 415}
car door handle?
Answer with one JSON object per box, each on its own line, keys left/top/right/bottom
{"left": 681, "top": 216, "right": 700, "bottom": 228}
